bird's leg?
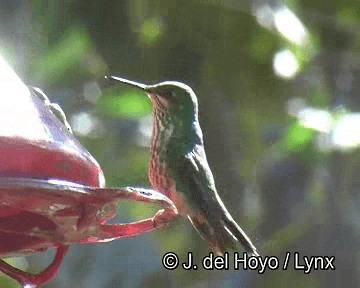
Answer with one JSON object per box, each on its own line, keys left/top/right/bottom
{"left": 152, "top": 208, "right": 179, "bottom": 230}
{"left": 0, "top": 246, "right": 68, "bottom": 288}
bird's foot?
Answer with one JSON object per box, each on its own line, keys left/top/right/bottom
{"left": 152, "top": 208, "right": 178, "bottom": 230}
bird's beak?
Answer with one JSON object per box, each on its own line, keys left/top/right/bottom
{"left": 105, "top": 76, "right": 147, "bottom": 90}
{"left": 105, "top": 75, "right": 157, "bottom": 102}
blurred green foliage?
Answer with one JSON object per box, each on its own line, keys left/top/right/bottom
{"left": 283, "top": 122, "right": 315, "bottom": 152}
{"left": 139, "top": 17, "right": 164, "bottom": 45}
{"left": 31, "top": 28, "right": 91, "bottom": 84}
{"left": 98, "top": 88, "right": 152, "bottom": 119}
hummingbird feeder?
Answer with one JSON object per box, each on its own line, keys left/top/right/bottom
{"left": 0, "top": 59, "right": 176, "bottom": 287}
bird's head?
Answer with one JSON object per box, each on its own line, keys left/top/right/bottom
{"left": 106, "top": 76, "right": 204, "bottom": 147}
{"left": 107, "top": 76, "right": 199, "bottom": 125}
{"left": 146, "top": 81, "right": 198, "bottom": 118}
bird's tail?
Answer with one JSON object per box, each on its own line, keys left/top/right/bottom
{"left": 189, "top": 209, "right": 259, "bottom": 257}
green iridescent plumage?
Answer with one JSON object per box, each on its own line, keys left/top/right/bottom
{"left": 108, "top": 76, "right": 259, "bottom": 256}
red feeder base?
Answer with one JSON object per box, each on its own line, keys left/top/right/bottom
{"left": 0, "top": 58, "right": 177, "bottom": 287}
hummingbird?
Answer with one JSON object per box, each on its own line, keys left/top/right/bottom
{"left": 107, "top": 76, "right": 259, "bottom": 256}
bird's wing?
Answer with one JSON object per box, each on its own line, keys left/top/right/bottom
{"left": 167, "top": 145, "right": 258, "bottom": 255}
{"left": 167, "top": 144, "right": 221, "bottom": 215}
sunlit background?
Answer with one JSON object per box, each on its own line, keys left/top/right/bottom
{"left": 0, "top": 0, "right": 359, "bottom": 287}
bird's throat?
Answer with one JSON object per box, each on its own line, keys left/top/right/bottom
{"left": 149, "top": 109, "right": 175, "bottom": 196}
